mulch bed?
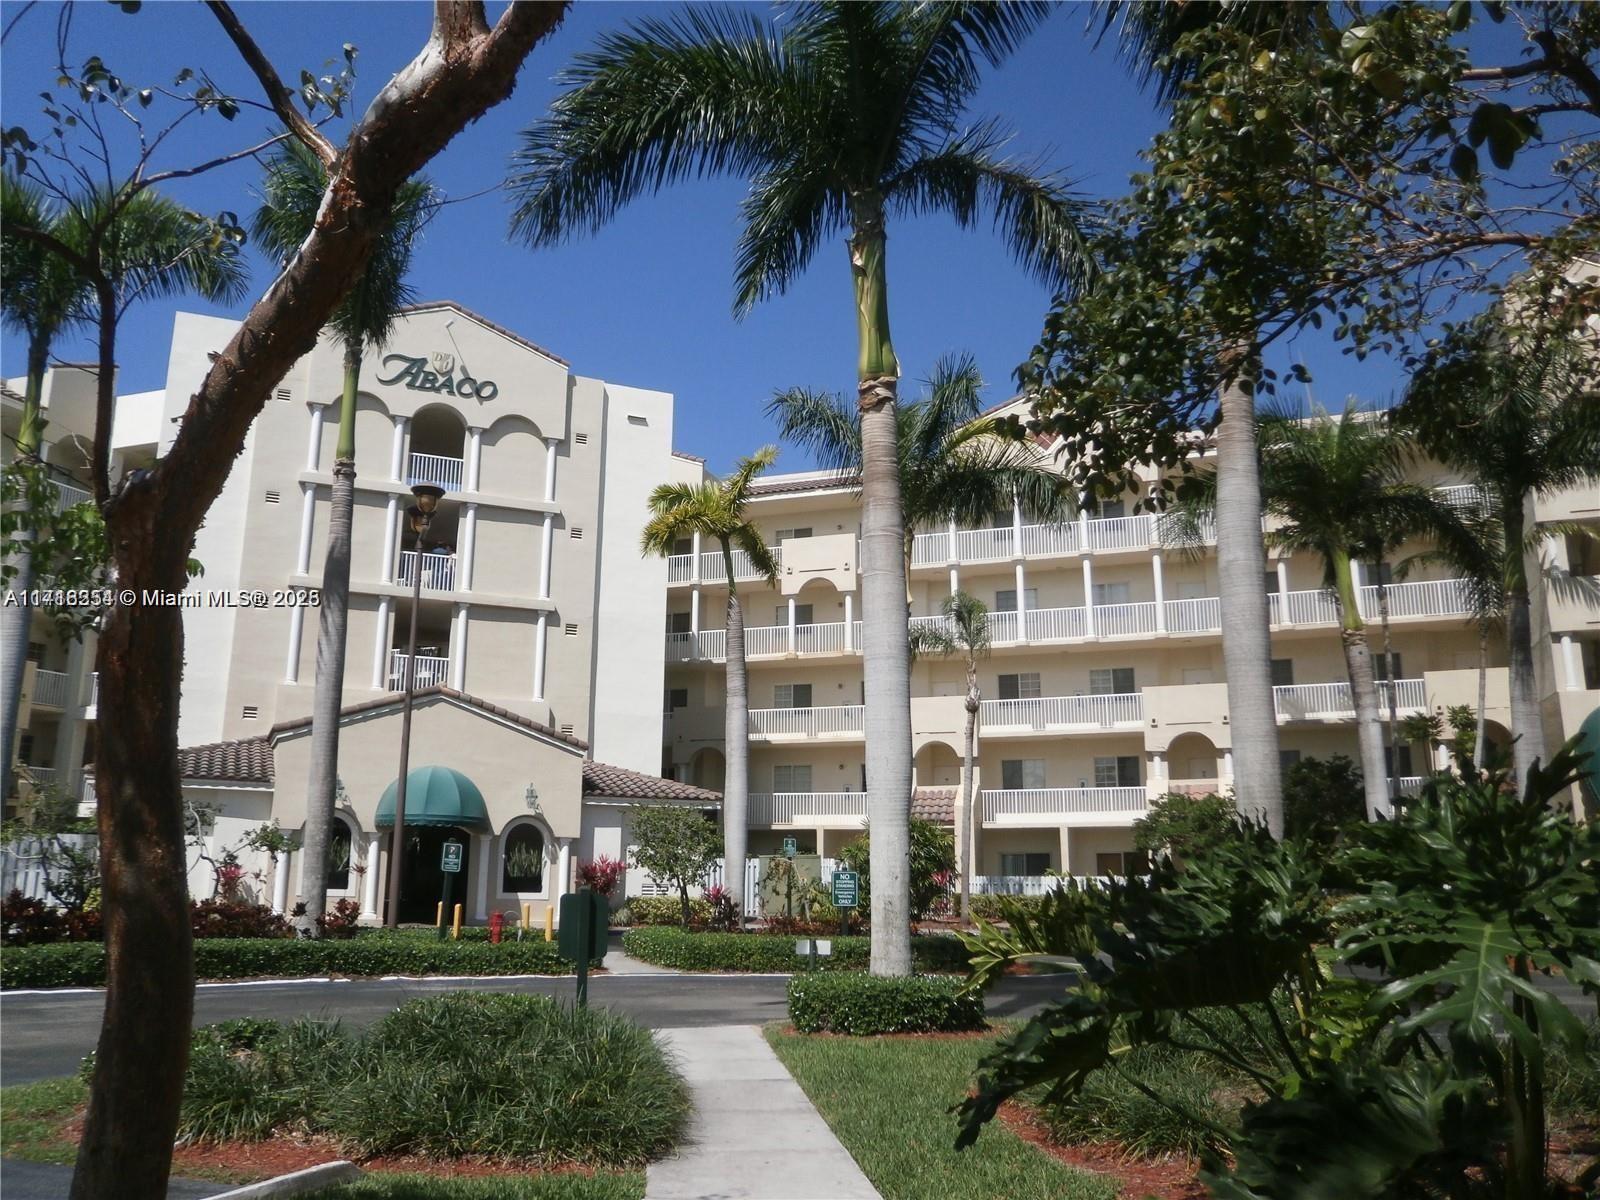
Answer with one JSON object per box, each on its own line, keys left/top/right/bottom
{"left": 778, "top": 1023, "right": 995, "bottom": 1041}
{"left": 172, "top": 1134, "right": 617, "bottom": 1180}
{"left": 997, "top": 1101, "right": 1207, "bottom": 1200}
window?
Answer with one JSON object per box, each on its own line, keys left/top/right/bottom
{"left": 327, "top": 817, "right": 352, "bottom": 891}
{"left": 773, "top": 764, "right": 813, "bottom": 792}
{"left": 776, "top": 604, "right": 815, "bottom": 625}
{"left": 1097, "top": 499, "right": 1127, "bottom": 520}
{"left": 672, "top": 537, "right": 694, "bottom": 556}
{"left": 1270, "top": 658, "right": 1295, "bottom": 687}
{"left": 502, "top": 825, "right": 546, "bottom": 893}
{"left": 1089, "top": 667, "right": 1135, "bottom": 695}
{"left": 667, "top": 611, "right": 693, "bottom": 634}
{"left": 1363, "top": 561, "right": 1394, "bottom": 586}
{"left": 1000, "top": 759, "right": 1046, "bottom": 789}
{"left": 1265, "top": 572, "right": 1281, "bottom": 595}
{"left": 1279, "top": 749, "right": 1303, "bottom": 773}
{"left": 1371, "top": 653, "right": 1404, "bottom": 682}
{"left": 997, "top": 672, "right": 1042, "bottom": 701}
{"left": 1384, "top": 745, "right": 1414, "bottom": 777}
{"left": 1092, "top": 581, "right": 1131, "bottom": 605}
{"left": 26, "top": 642, "right": 44, "bottom": 665}
{"left": 994, "top": 588, "right": 1038, "bottom": 613}
{"left": 17, "top": 733, "right": 34, "bottom": 764}
{"left": 665, "top": 688, "right": 688, "bottom": 711}
{"left": 1094, "top": 756, "right": 1141, "bottom": 788}
{"left": 775, "top": 527, "right": 813, "bottom": 541}
{"left": 1096, "top": 850, "right": 1151, "bottom": 876}
{"left": 999, "top": 852, "right": 1051, "bottom": 876}
{"left": 773, "top": 683, "right": 813, "bottom": 709}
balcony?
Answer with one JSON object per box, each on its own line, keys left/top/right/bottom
{"left": 15, "top": 764, "right": 58, "bottom": 789}
{"left": 910, "top": 512, "right": 1213, "bottom": 568}
{"left": 748, "top": 704, "right": 864, "bottom": 741}
{"left": 50, "top": 479, "right": 92, "bottom": 511}
{"left": 979, "top": 693, "right": 1143, "bottom": 734}
{"left": 982, "top": 787, "right": 1148, "bottom": 822}
{"left": 748, "top": 792, "right": 869, "bottom": 825}
{"left": 30, "top": 669, "right": 70, "bottom": 709}
{"left": 386, "top": 650, "right": 451, "bottom": 692}
{"left": 397, "top": 549, "right": 456, "bottom": 593}
{"left": 666, "top": 545, "right": 783, "bottom": 585}
{"left": 406, "top": 452, "right": 464, "bottom": 493}
{"left": 83, "top": 672, "right": 99, "bottom": 712}
{"left": 1273, "top": 679, "right": 1425, "bottom": 721}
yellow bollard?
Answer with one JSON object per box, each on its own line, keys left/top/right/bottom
{"left": 452, "top": 903, "right": 463, "bottom": 940}
{"left": 521, "top": 902, "right": 533, "bottom": 931}
{"left": 435, "top": 901, "right": 444, "bottom": 930}
{"left": 544, "top": 904, "right": 555, "bottom": 942}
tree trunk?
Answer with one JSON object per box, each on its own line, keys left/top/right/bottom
{"left": 960, "top": 674, "right": 978, "bottom": 928}
{"left": 1213, "top": 356, "right": 1283, "bottom": 836}
{"left": 1332, "top": 552, "right": 1392, "bottom": 819}
{"left": 298, "top": 343, "right": 363, "bottom": 934}
{"left": 1377, "top": 573, "right": 1399, "bottom": 804}
{"left": 851, "top": 198, "right": 912, "bottom": 976}
{"left": 721, "top": 540, "right": 749, "bottom": 929}
{"left": 1505, "top": 953, "right": 1546, "bottom": 1200}
{"left": 1475, "top": 624, "right": 1489, "bottom": 771}
{"left": 1, "top": 341, "right": 50, "bottom": 802}
{"left": 1503, "top": 496, "right": 1540, "bottom": 794}
{"left": 68, "top": 8, "right": 567, "bottom": 1194}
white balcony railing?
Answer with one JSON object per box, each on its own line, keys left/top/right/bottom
{"left": 748, "top": 705, "right": 864, "bottom": 740}
{"left": 911, "top": 511, "right": 1221, "bottom": 568}
{"left": 1273, "top": 678, "right": 1425, "bottom": 720}
{"left": 748, "top": 792, "right": 869, "bottom": 824}
{"left": 1165, "top": 596, "right": 1221, "bottom": 634}
{"left": 386, "top": 650, "right": 450, "bottom": 692}
{"left": 30, "top": 669, "right": 70, "bottom": 708}
{"left": 82, "top": 672, "right": 99, "bottom": 710}
{"left": 982, "top": 787, "right": 1148, "bottom": 821}
{"left": 405, "top": 452, "right": 464, "bottom": 492}
{"left": 1024, "top": 605, "right": 1090, "bottom": 642}
{"left": 1358, "top": 578, "right": 1474, "bottom": 620}
{"left": 980, "top": 693, "right": 1143, "bottom": 732}
{"left": 397, "top": 550, "right": 456, "bottom": 592}
{"left": 972, "top": 874, "right": 1119, "bottom": 896}
{"left": 1095, "top": 600, "right": 1160, "bottom": 638}
{"left": 51, "top": 479, "right": 92, "bottom": 511}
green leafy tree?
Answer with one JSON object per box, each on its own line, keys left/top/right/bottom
{"left": 1132, "top": 791, "right": 1239, "bottom": 864}
{"left": 1281, "top": 756, "right": 1365, "bottom": 848}
{"left": 641, "top": 448, "right": 779, "bottom": 925}
{"left": 627, "top": 803, "right": 724, "bottom": 929}
{"left": 908, "top": 588, "right": 989, "bottom": 926}
{"left": 251, "top": 139, "right": 437, "bottom": 934}
{"left": 837, "top": 817, "right": 956, "bottom": 923}
{"left": 509, "top": 2, "right": 1093, "bottom": 976}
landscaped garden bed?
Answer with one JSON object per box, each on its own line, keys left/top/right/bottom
{"left": 620, "top": 925, "right": 970, "bottom": 973}
{"left": 787, "top": 973, "right": 984, "bottom": 1035}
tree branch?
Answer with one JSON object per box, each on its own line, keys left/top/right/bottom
{"left": 205, "top": 0, "right": 338, "bottom": 165}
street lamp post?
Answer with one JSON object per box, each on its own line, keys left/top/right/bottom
{"left": 384, "top": 482, "right": 445, "bottom": 928}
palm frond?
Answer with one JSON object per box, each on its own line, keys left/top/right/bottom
{"left": 724, "top": 444, "right": 780, "bottom": 506}
{"left": 734, "top": 159, "right": 848, "bottom": 315}
{"left": 766, "top": 386, "right": 862, "bottom": 479}
{"left": 0, "top": 172, "right": 87, "bottom": 345}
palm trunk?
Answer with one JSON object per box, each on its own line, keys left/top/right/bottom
{"left": 1474, "top": 624, "right": 1489, "bottom": 771}
{"left": 1214, "top": 355, "right": 1283, "bottom": 836}
{"left": 1331, "top": 552, "right": 1392, "bottom": 819}
{"left": 852, "top": 197, "right": 912, "bottom": 976}
{"left": 1376, "top": 573, "right": 1399, "bottom": 802}
{"left": 1502, "top": 496, "right": 1540, "bottom": 794}
{"left": 721, "top": 539, "right": 749, "bottom": 929}
{"left": 1, "top": 340, "right": 49, "bottom": 803}
{"left": 298, "top": 341, "right": 362, "bottom": 934}
{"left": 960, "top": 669, "right": 978, "bottom": 928}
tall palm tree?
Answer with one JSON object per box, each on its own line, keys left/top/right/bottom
{"left": 509, "top": 2, "right": 1093, "bottom": 975}
{"left": 642, "top": 448, "right": 780, "bottom": 926}
{"left": 252, "top": 140, "right": 436, "bottom": 930}
{"left": 908, "top": 589, "right": 989, "bottom": 927}
{"left": 1399, "top": 324, "right": 1600, "bottom": 792}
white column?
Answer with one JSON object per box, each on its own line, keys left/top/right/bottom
{"left": 556, "top": 837, "right": 574, "bottom": 907}
{"left": 787, "top": 596, "right": 797, "bottom": 653}
{"left": 949, "top": 565, "right": 959, "bottom": 595}
{"left": 271, "top": 850, "right": 291, "bottom": 914}
{"left": 544, "top": 437, "right": 559, "bottom": 503}
{"left": 465, "top": 426, "right": 484, "bottom": 493}
{"left": 1014, "top": 562, "right": 1028, "bottom": 641}
{"left": 1436, "top": 742, "right": 1452, "bottom": 772}
{"left": 305, "top": 403, "right": 327, "bottom": 472}
{"left": 946, "top": 518, "right": 958, "bottom": 565}
{"left": 1082, "top": 557, "right": 1096, "bottom": 637}
{"left": 532, "top": 613, "right": 548, "bottom": 700}
{"left": 1151, "top": 752, "right": 1166, "bottom": 783}
{"left": 371, "top": 597, "right": 392, "bottom": 690}
{"left": 1152, "top": 552, "right": 1166, "bottom": 633}
{"left": 380, "top": 494, "right": 399, "bottom": 584}
{"left": 844, "top": 592, "right": 854, "bottom": 652}
{"left": 473, "top": 832, "right": 492, "bottom": 920}
{"left": 690, "top": 586, "right": 701, "bottom": 636}
{"left": 296, "top": 483, "right": 316, "bottom": 576}
{"left": 390, "top": 415, "right": 409, "bottom": 482}
{"left": 360, "top": 834, "right": 381, "bottom": 920}
{"left": 460, "top": 503, "right": 478, "bottom": 591}
{"left": 284, "top": 601, "right": 305, "bottom": 683}
{"left": 1077, "top": 497, "right": 1090, "bottom": 552}
{"left": 450, "top": 603, "right": 468, "bottom": 691}
{"left": 1561, "top": 634, "right": 1581, "bottom": 690}
{"left": 539, "top": 514, "right": 554, "bottom": 600}
{"left": 1223, "top": 748, "right": 1234, "bottom": 777}
{"left": 1276, "top": 559, "right": 1291, "bottom": 624}
{"left": 691, "top": 530, "right": 703, "bottom": 583}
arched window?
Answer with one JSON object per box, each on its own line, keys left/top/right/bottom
{"left": 502, "top": 824, "right": 546, "bottom": 893}
{"left": 327, "top": 817, "right": 353, "bottom": 891}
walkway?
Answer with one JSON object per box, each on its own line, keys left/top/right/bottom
{"left": 647, "top": 1025, "right": 879, "bottom": 1200}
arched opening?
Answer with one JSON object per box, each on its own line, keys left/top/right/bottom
{"left": 501, "top": 821, "right": 547, "bottom": 894}
{"left": 327, "top": 815, "right": 354, "bottom": 892}
{"left": 406, "top": 404, "right": 467, "bottom": 492}
{"left": 478, "top": 414, "right": 545, "bottom": 499}
{"left": 914, "top": 742, "right": 961, "bottom": 788}
{"left": 1164, "top": 732, "right": 1222, "bottom": 794}
{"left": 690, "top": 748, "right": 726, "bottom": 793}
{"left": 397, "top": 825, "right": 473, "bottom": 923}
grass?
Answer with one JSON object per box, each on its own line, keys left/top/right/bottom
{"left": 764, "top": 1026, "right": 1115, "bottom": 1200}
{"left": 317, "top": 1175, "right": 645, "bottom": 1200}
{"left": 0, "top": 1076, "right": 85, "bottom": 1165}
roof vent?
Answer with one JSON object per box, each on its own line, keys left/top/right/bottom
{"left": 564, "top": 623, "right": 578, "bottom": 637}
{"left": 241, "top": 705, "right": 259, "bottom": 720}
{"left": 574, "top": 432, "right": 589, "bottom": 446}
{"left": 570, "top": 527, "right": 584, "bottom": 540}
{"left": 274, "top": 387, "right": 292, "bottom": 402}
{"left": 627, "top": 414, "right": 648, "bottom": 426}
{"left": 264, "top": 490, "right": 282, "bottom": 504}
{"left": 560, "top": 723, "right": 575, "bottom": 736}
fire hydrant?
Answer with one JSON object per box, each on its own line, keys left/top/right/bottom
{"left": 489, "top": 911, "right": 504, "bottom": 944}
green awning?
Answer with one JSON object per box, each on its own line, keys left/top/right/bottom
{"left": 375, "top": 766, "right": 490, "bottom": 830}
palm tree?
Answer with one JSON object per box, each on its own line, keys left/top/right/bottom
{"left": 642, "top": 448, "right": 780, "bottom": 926}
{"left": 252, "top": 140, "right": 436, "bottom": 930}
{"left": 908, "top": 589, "right": 989, "bottom": 926}
{"left": 509, "top": 3, "right": 1093, "bottom": 975}
{"left": 1399, "top": 323, "right": 1600, "bottom": 794}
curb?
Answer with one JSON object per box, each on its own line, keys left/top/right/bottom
{"left": 208, "top": 1161, "right": 362, "bottom": 1199}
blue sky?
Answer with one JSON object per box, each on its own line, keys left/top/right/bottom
{"left": 2, "top": 1, "right": 1396, "bottom": 473}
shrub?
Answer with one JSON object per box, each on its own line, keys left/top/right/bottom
{"left": 787, "top": 973, "right": 984, "bottom": 1035}
{"left": 577, "top": 855, "right": 626, "bottom": 898}
{"left": 1, "top": 889, "right": 103, "bottom": 945}
{"left": 703, "top": 884, "right": 738, "bottom": 931}
{"left": 317, "top": 898, "right": 362, "bottom": 940}
{"left": 837, "top": 818, "right": 955, "bottom": 920}
{"left": 182, "top": 1018, "right": 349, "bottom": 1142}
{"left": 190, "top": 899, "right": 293, "bottom": 939}
{"left": 1282, "top": 755, "right": 1366, "bottom": 846}
{"left": 967, "top": 893, "right": 1047, "bottom": 924}
{"left": 623, "top": 896, "right": 712, "bottom": 926}
{"left": 620, "top": 926, "right": 970, "bottom": 974}
{"left": 1134, "top": 792, "right": 1238, "bottom": 862}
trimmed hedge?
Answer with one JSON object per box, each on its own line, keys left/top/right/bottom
{"left": 620, "top": 897, "right": 712, "bottom": 926}
{"left": 787, "top": 973, "right": 985, "bottom": 1035}
{"left": 620, "top": 926, "right": 970, "bottom": 974}
{"left": 967, "top": 893, "right": 1049, "bottom": 923}
{"left": 2, "top": 935, "right": 585, "bottom": 989}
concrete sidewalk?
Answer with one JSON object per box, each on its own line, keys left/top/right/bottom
{"left": 647, "top": 1025, "right": 879, "bottom": 1200}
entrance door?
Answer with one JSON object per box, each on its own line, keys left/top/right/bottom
{"left": 398, "top": 826, "right": 473, "bottom": 924}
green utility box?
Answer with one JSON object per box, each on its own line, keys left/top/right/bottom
{"left": 558, "top": 891, "right": 609, "bottom": 963}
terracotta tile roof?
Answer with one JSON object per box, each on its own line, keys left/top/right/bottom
{"left": 747, "top": 472, "right": 861, "bottom": 498}
{"left": 671, "top": 450, "right": 706, "bottom": 464}
{"left": 178, "top": 738, "right": 274, "bottom": 784}
{"left": 911, "top": 787, "right": 956, "bottom": 824}
{"left": 397, "top": 301, "right": 569, "bottom": 368}
{"left": 582, "top": 762, "right": 721, "bottom": 802}
{"left": 268, "top": 686, "right": 589, "bottom": 752}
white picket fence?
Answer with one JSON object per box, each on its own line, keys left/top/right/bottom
{"left": 1, "top": 834, "right": 97, "bottom": 904}
{"left": 629, "top": 856, "right": 842, "bottom": 917}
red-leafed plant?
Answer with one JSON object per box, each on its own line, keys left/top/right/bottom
{"left": 577, "top": 855, "right": 626, "bottom": 898}
{"left": 317, "top": 897, "right": 362, "bottom": 940}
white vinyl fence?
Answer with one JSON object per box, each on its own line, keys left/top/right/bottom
{"left": 1, "top": 834, "right": 97, "bottom": 904}
{"left": 629, "top": 856, "right": 843, "bottom": 917}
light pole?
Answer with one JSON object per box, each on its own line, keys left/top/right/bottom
{"left": 385, "top": 481, "right": 445, "bottom": 928}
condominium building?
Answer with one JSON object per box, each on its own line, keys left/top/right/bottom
{"left": 660, "top": 405, "right": 1599, "bottom": 884}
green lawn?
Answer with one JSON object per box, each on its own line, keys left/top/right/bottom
{"left": 0, "top": 1077, "right": 84, "bottom": 1165}
{"left": 764, "top": 1027, "right": 1115, "bottom": 1200}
